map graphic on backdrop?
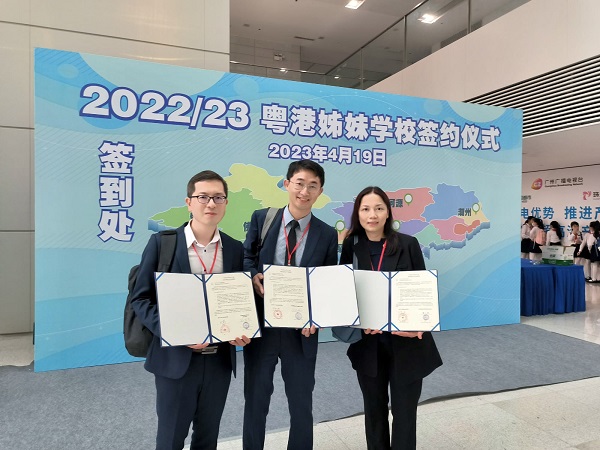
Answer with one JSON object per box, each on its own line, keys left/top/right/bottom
{"left": 34, "top": 48, "right": 522, "bottom": 372}
{"left": 150, "top": 163, "right": 490, "bottom": 257}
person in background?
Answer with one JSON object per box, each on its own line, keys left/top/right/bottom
{"left": 529, "top": 217, "right": 545, "bottom": 262}
{"left": 568, "top": 221, "right": 583, "bottom": 267}
{"left": 521, "top": 216, "right": 535, "bottom": 259}
{"left": 546, "top": 220, "right": 563, "bottom": 246}
{"left": 337, "top": 186, "right": 442, "bottom": 450}
{"left": 581, "top": 221, "right": 600, "bottom": 283}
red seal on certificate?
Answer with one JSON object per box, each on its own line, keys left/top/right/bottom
{"left": 398, "top": 312, "right": 408, "bottom": 322}
{"left": 274, "top": 309, "right": 283, "bottom": 319}
{"left": 220, "top": 324, "right": 230, "bottom": 334}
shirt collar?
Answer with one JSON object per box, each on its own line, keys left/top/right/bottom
{"left": 283, "top": 205, "right": 312, "bottom": 230}
{"left": 184, "top": 221, "right": 222, "bottom": 248}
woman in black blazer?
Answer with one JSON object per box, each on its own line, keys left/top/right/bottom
{"left": 340, "top": 186, "right": 443, "bottom": 450}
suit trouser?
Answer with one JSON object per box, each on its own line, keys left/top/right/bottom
{"left": 356, "top": 343, "right": 423, "bottom": 450}
{"left": 242, "top": 328, "right": 317, "bottom": 450}
{"left": 154, "top": 350, "right": 232, "bottom": 450}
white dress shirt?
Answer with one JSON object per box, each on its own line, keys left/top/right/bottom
{"left": 184, "top": 222, "right": 224, "bottom": 274}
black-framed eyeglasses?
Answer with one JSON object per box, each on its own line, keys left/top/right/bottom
{"left": 289, "top": 180, "right": 320, "bottom": 193}
{"left": 189, "top": 195, "right": 227, "bottom": 204}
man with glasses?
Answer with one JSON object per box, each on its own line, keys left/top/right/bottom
{"left": 242, "top": 160, "right": 338, "bottom": 450}
{"left": 131, "top": 170, "right": 251, "bottom": 450}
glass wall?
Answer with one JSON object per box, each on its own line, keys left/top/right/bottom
{"left": 231, "top": 0, "right": 530, "bottom": 90}
{"left": 361, "top": 19, "right": 406, "bottom": 89}
{"left": 326, "top": 52, "right": 363, "bottom": 89}
{"left": 470, "top": 0, "right": 530, "bottom": 32}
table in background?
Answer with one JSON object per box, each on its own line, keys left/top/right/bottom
{"left": 520, "top": 259, "right": 586, "bottom": 316}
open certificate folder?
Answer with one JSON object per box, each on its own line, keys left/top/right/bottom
{"left": 354, "top": 269, "right": 440, "bottom": 332}
{"left": 155, "top": 272, "right": 261, "bottom": 346}
{"left": 262, "top": 264, "right": 359, "bottom": 328}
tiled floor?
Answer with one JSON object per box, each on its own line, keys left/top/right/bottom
{"left": 0, "top": 332, "right": 33, "bottom": 367}
{"left": 215, "top": 376, "right": 600, "bottom": 449}
{"left": 2, "top": 283, "right": 600, "bottom": 449}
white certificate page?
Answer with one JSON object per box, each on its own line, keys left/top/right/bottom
{"left": 353, "top": 270, "right": 390, "bottom": 330}
{"left": 308, "top": 265, "right": 359, "bottom": 327}
{"left": 263, "top": 265, "right": 309, "bottom": 328}
{"left": 391, "top": 270, "right": 440, "bottom": 331}
{"left": 204, "top": 272, "right": 260, "bottom": 342}
{"left": 155, "top": 272, "right": 210, "bottom": 346}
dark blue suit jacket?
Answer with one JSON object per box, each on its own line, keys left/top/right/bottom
{"left": 131, "top": 224, "right": 244, "bottom": 379}
{"left": 243, "top": 207, "right": 338, "bottom": 358}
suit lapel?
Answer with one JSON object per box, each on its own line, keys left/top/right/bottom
{"left": 174, "top": 227, "right": 191, "bottom": 273}
{"left": 353, "top": 237, "right": 372, "bottom": 270}
{"left": 300, "top": 217, "right": 320, "bottom": 267}
{"left": 221, "top": 234, "right": 233, "bottom": 272}
{"left": 261, "top": 208, "right": 285, "bottom": 265}
{"left": 382, "top": 244, "right": 402, "bottom": 272}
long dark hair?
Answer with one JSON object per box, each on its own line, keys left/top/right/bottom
{"left": 591, "top": 221, "right": 600, "bottom": 239}
{"left": 550, "top": 220, "right": 563, "bottom": 239}
{"left": 534, "top": 217, "right": 544, "bottom": 229}
{"left": 346, "top": 186, "right": 399, "bottom": 255}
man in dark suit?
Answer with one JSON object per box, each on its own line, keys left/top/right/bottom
{"left": 131, "top": 170, "right": 251, "bottom": 450}
{"left": 242, "top": 160, "right": 338, "bottom": 450}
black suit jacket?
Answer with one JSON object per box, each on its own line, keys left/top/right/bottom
{"left": 340, "top": 232, "right": 443, "bottom": 383}
{"left": 131, "top": 224, "right": 244, "bottom": 379}
{"left": 243, "top": 207, "right": 338, "bottom": 358}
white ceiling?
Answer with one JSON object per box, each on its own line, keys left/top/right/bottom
{"left": 230, "top": 0, "right": 600, "bottom": 173}
{"left": 523, "top": 124, "right": 600, "bottom": 173}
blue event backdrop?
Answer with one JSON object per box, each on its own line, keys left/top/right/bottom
{"left": 34, "top": 48, "right": 523, "bottom": 372}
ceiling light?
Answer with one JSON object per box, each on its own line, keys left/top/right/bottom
{"left": 279, "top": 68, "right": 287, "bottom": 73}
{"left": 334, "top": 75, "right": 340, "bottom": 79}
{"left": 418, "top": 13, "right": 439, "bottom": 24}
{"left": 345, "top": 0, "right": 365, "bottom": 10}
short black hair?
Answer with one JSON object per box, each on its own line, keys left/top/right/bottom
{"left": 286, "top": 160, "right": 325, "bottom": 187}
{"left": 186, "top": 170, "right": 228, "bottom": 197}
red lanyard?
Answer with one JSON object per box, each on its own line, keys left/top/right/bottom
{"left": 283, "top": 216, "right": 311, "bottom": 266}
{"left": 370, "top": 240, "right": 387, "bottom": 271}
{"left": 192, "top": 241, "right": 219, "bottom": 274}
